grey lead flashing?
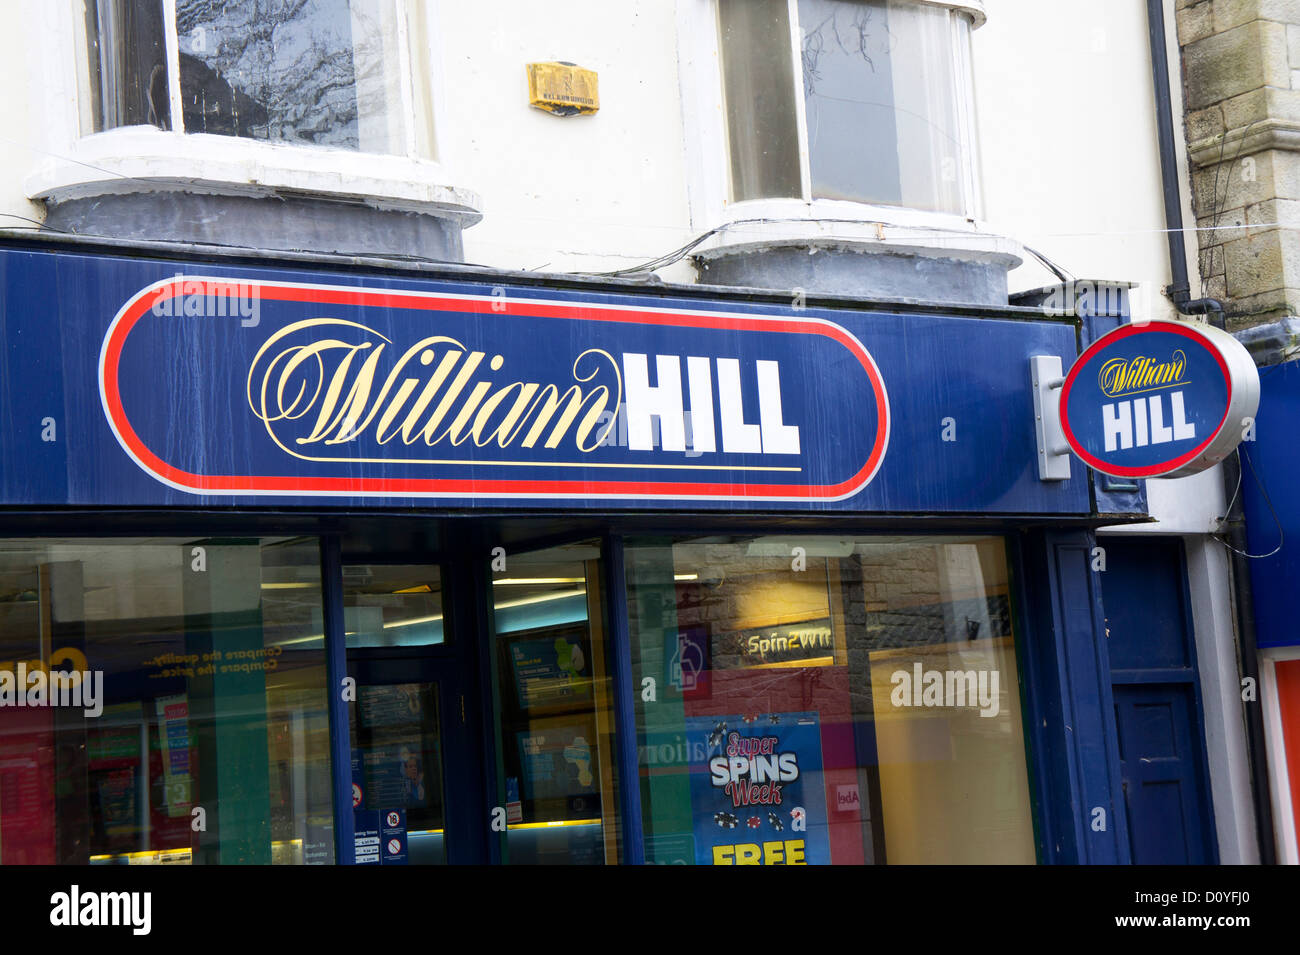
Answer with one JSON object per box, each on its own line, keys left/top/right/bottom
{"left": 0, "top": 228, "right": 1061, "bottom": 323}
{"left": 1232, "top": 317, "right": 1300, "bottom": 367}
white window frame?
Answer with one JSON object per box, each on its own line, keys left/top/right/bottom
{"left": 27, "top": 0, "right": 480, "bottom": 221}
{"left": 1261, "top": 646, "right": 1300, "bottom": 864}
{"left": 678, "top": 0, "right": 1009, "bottom": 262}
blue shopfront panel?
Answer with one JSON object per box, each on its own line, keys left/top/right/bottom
{"left": 0, "top": 245, "right": 1091, "bottom": 514}
{"left": 1242, "top": 360, "right": 1300, "bottom": 648}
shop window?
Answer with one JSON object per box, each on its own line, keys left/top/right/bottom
{"left": 342, "top": 565, "right": 449, "bottom": 864}
{"left": 625, "top": 534, "right": 1035, "bottom": 865}
{"left": 0, "top": 537, "right": 333, "bottom": 864}
{"left": 489, "top": 542, "right": 621, "bottom": 864}
{"left": 342, "top": 564, "right": 444, "bottom": 649}
{"left": 718, "top": 0, "right": 978, "bottom": 215}
{"left": 82, "top": 0, "right": 423, "bottom": 156}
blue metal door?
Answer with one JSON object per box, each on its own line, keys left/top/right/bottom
{"left": 1101, "top": 537, "right": 1217, "bottom": 864}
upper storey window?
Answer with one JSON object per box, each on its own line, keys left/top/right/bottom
{"left": 82, "top": 0, "right": 419, "bottom": 156}
{"left": 718, "top": 0, "right": 978, "bottom": 216}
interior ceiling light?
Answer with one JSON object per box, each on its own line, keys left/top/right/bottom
{"left": 273, "top": 588, "right": 587, "bottom": 647}
{"left": 384, "top": 613, "right": 443, "bottom": 629}
{"left": 494, "top": 588, "right": 587, "bottom": 610}
{"left": 492, "top": 577, "right": 585, "bottom": 585}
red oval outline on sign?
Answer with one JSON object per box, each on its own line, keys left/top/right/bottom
{"left": 100, "top": 277, "right": 891, "bottom": 501}
{"left": 1059, "top": 322, "right": 1231, "bottom": 479}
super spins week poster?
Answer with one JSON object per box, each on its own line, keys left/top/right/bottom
{"left": 686, "top": 712, "right": 830, "bottom": 865}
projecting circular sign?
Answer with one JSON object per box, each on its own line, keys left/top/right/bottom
{"left": 1059, "top": 320, "right": 1259, "bottom": 479}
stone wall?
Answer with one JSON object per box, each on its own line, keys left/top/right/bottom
{"left": 1178, "top": 0, "right": 1300, "bottom": 345}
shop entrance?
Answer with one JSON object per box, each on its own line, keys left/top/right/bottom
{"left": 484, "top": 540, "right": 620, "bottom": 864}
{"left": 341, "top": 537, "right": 620, "bottom": 865}
{"left": 343, "top": 558, "right": 489, "bottom": 865}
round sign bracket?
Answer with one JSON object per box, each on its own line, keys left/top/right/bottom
{"left": 1030, "top": 355, "right": 1073, "bottom": 481}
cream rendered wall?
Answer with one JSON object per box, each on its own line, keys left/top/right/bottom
{"left": 974, "top": 0, "right": 1189, "bottom": 322}
{"left": 450, "top": 0, "right": 1193, "bottom": 300}
{"left": 0, "top": 3, "right": 49, "bottom": 226}
{"left": 441, "top": 0, "right": 695, "bottom": 278}
{"left": 0, "top": 0, "right": 696, "bottom": 274}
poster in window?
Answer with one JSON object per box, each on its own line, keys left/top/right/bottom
{"left": 514, "top": 721, "right": 596, "bottom": 805}
{"left": 95, "top": 768, "right": 137, "bottom": 837}
{"left": 352, "top": 684, "right": 433, "bottom": 810}
{"left": 155, "top": 694, "right": 192, "bottom": 818}
{"left": 686, "top": 711, "right": 830, "bottom": 865}
{"left": 505, "top": 628, "right": 593, "bottom": 711}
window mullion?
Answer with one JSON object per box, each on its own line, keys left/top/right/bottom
{"left": 951, "top": 12, "right": 980, "bottom": 220}
{"left": 396, "top": 1, "right": 418, "bottom": 158}
{"left": 162, "top": 0, "right": 185, "bottom": 133}
{"left": 787, "top": 0, "right": 812, "bottom": 204}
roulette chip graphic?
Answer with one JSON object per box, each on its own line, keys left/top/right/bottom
{"left": 706, "top": 721, "right": 727, "bottom": 749}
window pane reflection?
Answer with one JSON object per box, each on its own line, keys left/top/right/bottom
{"left": 627, "top": 535, "right": 1034, "bottom": 865}
{"left": 718, "top": 0, "right": 803, "bottom": 201}
{"left": 0, "top": 538, "right": 333, "bottom": 865}
{"left": 84, "top": 0, "right": 171, "bottom": 132}
{"left": 343, "top": 565, "right": 444, "bottom": 649}
{"left": 799, "top": 0, "right": 967, "bottom": 213}
{"left": 490, "top": 542, "right": 620, "bottom": 864}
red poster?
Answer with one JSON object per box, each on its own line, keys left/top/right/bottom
{"left": 0, "top": 706, "right": 55, "bottom": 864}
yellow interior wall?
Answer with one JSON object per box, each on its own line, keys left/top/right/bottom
{"left": 869, "top": 637, "right": 1036, "bottom": 864}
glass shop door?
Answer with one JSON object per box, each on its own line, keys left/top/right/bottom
{"left": 341, "top": 537, "right": 621, "bottom": 866}
{"left": 486, "top": 540, "right": 620, "bottom": 864}
{"left": 343, "top": 559, "right": 488, "bottom": 865}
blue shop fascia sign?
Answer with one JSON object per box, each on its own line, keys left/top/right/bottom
{"left": 0, "top": 241, "right": 1103, "bottom": 514}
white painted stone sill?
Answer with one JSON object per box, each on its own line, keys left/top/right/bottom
{"left": 25, "top": 127, "right": 483, "bottom": 224}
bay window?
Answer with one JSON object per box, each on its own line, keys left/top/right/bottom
{"left": 717, "top": 0, "right": 980, "bottom": 217}
{"left": 81, "top": 0, "right": 428, "bottom": 158}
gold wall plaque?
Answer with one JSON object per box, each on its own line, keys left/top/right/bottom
{"left": 526, "top": 62, "right": 599, "bottom": 116}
